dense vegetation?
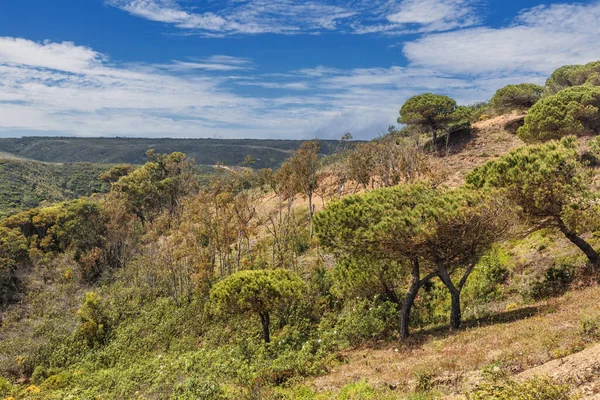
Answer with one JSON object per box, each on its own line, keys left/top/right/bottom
{"left": 0, "top": 138, "right": 341, "bottom": 169}
{"left": 518, "top": 86, "right": 600, "bottom": 142}
{"left": 2, "top": 59, "right": 600, "bottom": 399}
{"left": 490, "top": 83, "right": 544, "bottom": 114}
{"left": 0, "top": 157, "right": 111, "bottom": 218}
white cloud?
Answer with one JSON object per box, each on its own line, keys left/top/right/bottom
{"left": 3, "top": 1, "right": 600, "bottom": 140}
{"left": 403, "top": 1, "right": 600, "bottom": 76}
{"left": 385, "top": 0, "right": 482, "bottom": 32}
{"left": 0, "top": 37, "right": 103, "bottom": 73}
{"left": 0, "top": 37, "right": 482, "bottom": 139}
{"left": 153, "top": 55, "right": 254, "bottom": 71}
{"left": 107, "top": 0, "right": 357, "bottom": 35}
{"left": 107, "top": 0, "right": 483, "bottom": 36}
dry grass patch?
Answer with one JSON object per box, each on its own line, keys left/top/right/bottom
{"left": 310, "top": 285, "right": 600, "bottom": 396}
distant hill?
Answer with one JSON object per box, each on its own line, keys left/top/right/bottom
{"left": 0, "top": 137, "right": 342, "bottom": 169}
{"left": 0, "top": 157, "right": 111, "bottom": 218}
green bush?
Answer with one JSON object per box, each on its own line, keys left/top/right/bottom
{"left": 463, "top": 246, "right": 511, "bottom": 305}
{"left": 468, "top": 377, "right": 572, "bottom": 399}
{"left": 171, "top": 377, "right": 224, "bottom": 400}
{"left": 41, "top": 371, "right": 72, "bottom": 390}
{"left": 75, "top": 292, "right": 110, "bottom": 347}
{"left": 579, "top": 315, "right": 600, "bottom": 342}
{"left": 334, "top": 299, "right": 399, "bottom": 346}
{"left": 546, "top": 60, "right": 600, "bottom": 95}
{"left": 491, "top": 84, "right": 544, "bottom": 113}
{"left": 0, "top": 376, "right": 13, "bottom": 397}
{"left": 528, "top": 263, "right": 575, "bottom": 301}
{"left": 518, "top": 86, "right": 600, "bottom": 142}
{"left": 338, "top": 380, "right": 377, "bottom": 400}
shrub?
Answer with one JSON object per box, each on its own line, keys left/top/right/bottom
{"left": 518, "top": 86, "right": 600, "bottom": 142}
{"left": 528, "top": 263, "right": 574, "bottom": 301}
{"left": 171, "top": 377, "right": 223, "bottom": 400}
{"left": 41, "top": 371, "right": 72, "bottom": 390}
{"left": 338, "top": 380, "right": 377, "bottom": 400}
{"left": 579, "top": 315, "right": 600, "bottom": 342}
{"left": 75, "top": 292, "right": 110, "bottom": 347}
{"left": 491, "top": 84, "right": 544, "bottom": 114}
{"left": 0, "top": 377, "right": 13, "bottom": 397}
{"left": 462, "top": 246, "right": 511, "bottom": 305}
{"left": 546, "top": 60, "right": 600, "bottom": 95}
{"left": 468, "top": 377, "right": 572, "bottom": 399}
{"left": 334, "top": 299, "right": 399, "bottom": 346}
{"left": 0, "top": 227, "right": 29, "bottom": 306}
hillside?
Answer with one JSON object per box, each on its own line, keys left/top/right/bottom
{"left": 3, "top": 60, "right": 600, "bottom": 400}
{"left": 0, "top": 137, "right": 342, "bottom": 169}
{"left": 0, "top": 156, "right": 111, "bottom": 218}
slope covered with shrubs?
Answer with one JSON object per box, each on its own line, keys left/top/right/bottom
{"left": 2, "top": 59, "right": 600, "bottom": 400}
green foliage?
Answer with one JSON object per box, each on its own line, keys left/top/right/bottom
{"left": 398, "top": 93, "right": 459, "bottom": 148}
{"left": 467, "top": 137, "right": 600, "bottom": 266}
{"left": 452, "top": 102, "right": 490, "bottom": 122}
{"left": 399, "top": 93, "right": 458, "bottom": 128}
{"left": 171, "top": 377, "right": 224, "bottom": 400}
{"left": 462, "top": 246, "right": 511, "bottom": 305}
{"left": 316, "top": 182, "right": 509, "bottom": 330}
{"left": 545, "top": 59, "right": 600, "bottom": 95}
{"left": 466, "top": 137, "right": 585, "bottom": 225}
{"left": 210, "top": 269, "right": 306, "bottom": 319}
{"left": 75, "top": 292, "right": 110, "bottom": 347}
{"left": 0, "top": 376, "right": 13, "bottom": 397}
{"left": 468, "top": 377, "right": 572, "bottom": 400}
{"left": 528, "top": 262, "right": 574, "bottom": 301}
{"left": 0, "top": 137, "right": 341, "bottom": 169}
{"left": 330, "top": 257, "right": 406, "bottom": 302}
{"left": 0, "top": 226, "right": 29, "bottom": 305}
{"left": 210, "top": 269, "right": 307, "bottom": 343}
{"left": 414, "top": 370, "right": 434, "bottom": 392}
{"left": 0, "top": 157, "right": 111, "bottom": 218}
{"left": 490, "top": 84, "right": 544, "bottom": 113}
{"left": 316, "top": 183, "right": 504, "bottom": 270}
{"left": 338, "top": 380, "right": 377, "bottom": 399}
{"left": 112, "top": 151, "right": 198, "bottom": 223}
{"left": 99, "top": 164, "right": 136, "bottom": 184}
{"left": 31, "top": 366, "right": 60, "bottom": 385}
{"left": 334, "top": 299, "right": 399, "bottom": 346}
{"left": 517, "top": 86, "right": 600, "bottom": 142}
{"left": 579, "top": 314, "right": 600, "bottom": 342}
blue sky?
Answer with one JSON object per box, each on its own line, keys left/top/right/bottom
{"left": 0, "top": 0, "right": 598, "bottom": 139}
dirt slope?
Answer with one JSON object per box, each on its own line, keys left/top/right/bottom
{"left": 441, "top": 114, "right": 525, "bottom": 187}
{"left": 309, "top": 282, "right": 600, "bottom": 398}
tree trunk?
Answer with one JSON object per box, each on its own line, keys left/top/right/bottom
{"left": 556, "top": 217, "right": 599, "bottom": 268}
{"left": 400, "top": 259, "right": 421, "bottom": 339}
{"left": 436, "top": 263, "right": 462, "bottom": 330}
{"left": 400, "top": 258, "right": 436, "bottom": 339}
{"left": 260, "top": 311, "right": 270, "bottom": 343}
{"left": 308, "top": 189, "right": 314, "bottom": 238}
{"left": 449, "top": 290, "right": 461, "bottom": 330}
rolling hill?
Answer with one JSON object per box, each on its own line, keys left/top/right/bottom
{"left": 0, "top": 137, "right": 342, "bottom": 169}
{"left": 0, "top": 156, "right": 112, "bottom": 218}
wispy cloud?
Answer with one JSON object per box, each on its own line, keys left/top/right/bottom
{"left": 403, "top": 1, "right": 600, "bottom": 75}
{"left": 106, "top": 0, "right": 484, "bottom": 36}
{"left": 2, "top": 1, "right": 600, "bottom": 139}
{"left": 153, "top": 55, "right": 254, "bottom": 72}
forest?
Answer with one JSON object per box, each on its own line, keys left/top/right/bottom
{"left": 2, "top": 59, "right": 600, "bottom": 399}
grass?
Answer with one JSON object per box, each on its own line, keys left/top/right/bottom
{"left": 309, "top": 285, "right": 600, "bottom": 397}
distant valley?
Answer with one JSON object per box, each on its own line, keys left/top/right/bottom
{"left": 0, "top": 137, "right": 342, "bottom": 169}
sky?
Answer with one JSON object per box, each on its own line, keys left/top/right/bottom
{"left": 0, "top": 0, "right": 599, "bottom": 139}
